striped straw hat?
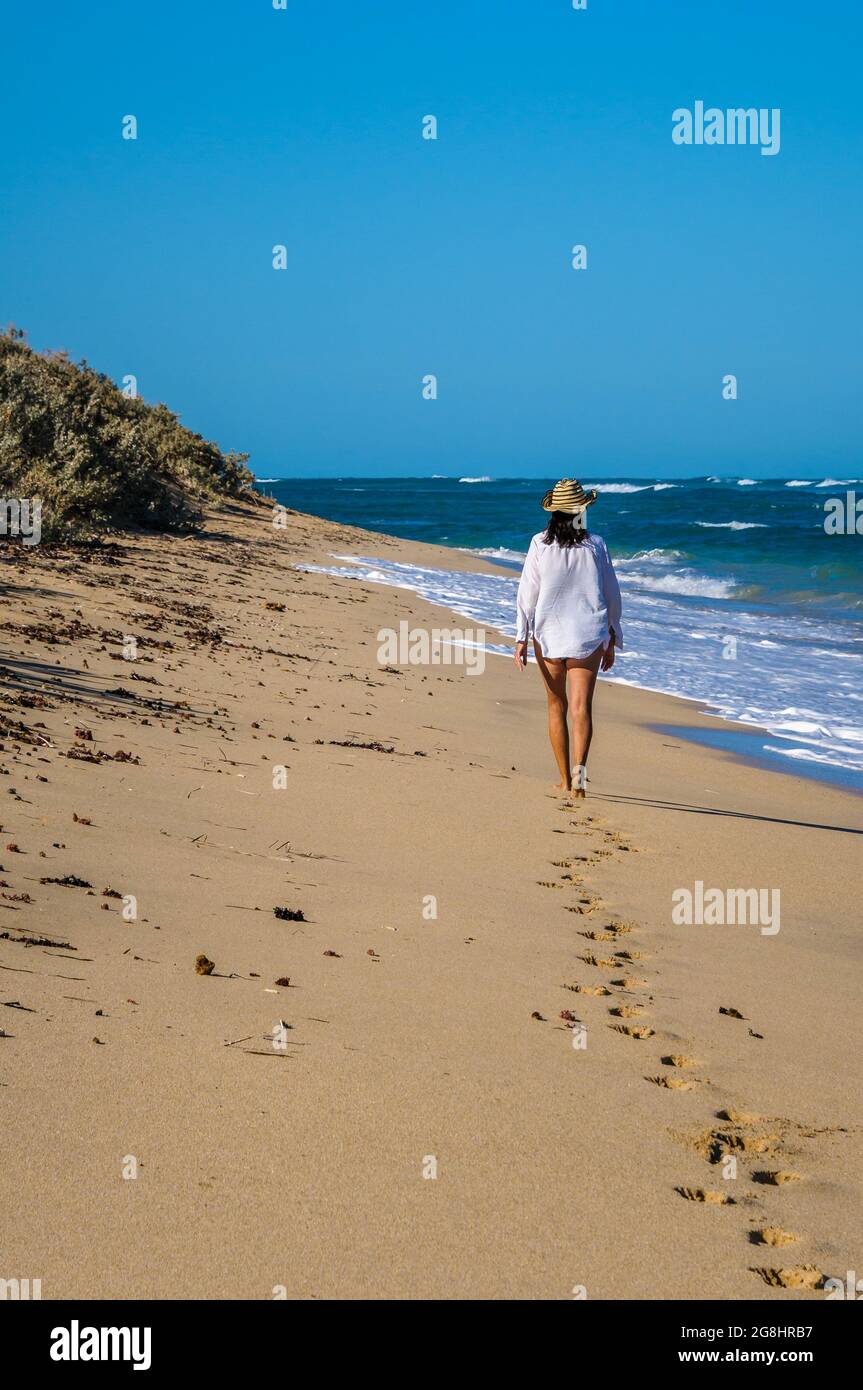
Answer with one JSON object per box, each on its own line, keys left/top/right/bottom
{"left": 540, "top": 478, "right": 598, "bottom": 513}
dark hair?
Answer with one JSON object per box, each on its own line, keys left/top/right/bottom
{"left": 543, "top": 511, "right": 589, "bottom": 547}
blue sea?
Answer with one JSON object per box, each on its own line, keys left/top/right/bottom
{"left": 260, "top": 475, "right": 863, "bottom": 789}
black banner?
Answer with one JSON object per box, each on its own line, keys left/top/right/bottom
{"left": 1, "top": 1297, "right": 855, "bottom": 1373}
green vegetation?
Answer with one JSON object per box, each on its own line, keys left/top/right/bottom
{"left": 0, "top": 327, "right": 255, "bottom": 538}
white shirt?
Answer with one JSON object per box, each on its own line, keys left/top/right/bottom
{"left": 515, "top": 531, "right": 623, "bottom": 659}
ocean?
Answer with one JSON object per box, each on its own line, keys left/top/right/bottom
{"left": 260, "top": 476, "right": 863, "bottom": 790}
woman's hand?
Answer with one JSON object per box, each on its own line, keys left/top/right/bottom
{"left": 514, "top": 640, "right": 528, "bottom": 670}
{"left": 601, "top": 636, "right": 615, "bottom": 671}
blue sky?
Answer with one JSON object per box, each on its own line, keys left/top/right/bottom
{"left": 2, "top": 1, "right": 860, "bottom": 479}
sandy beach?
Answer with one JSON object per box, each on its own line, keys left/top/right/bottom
{"left": 1, "top": 496, "right": 860, "bottom": 1301}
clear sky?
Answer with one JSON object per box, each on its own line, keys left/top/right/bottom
{"left": 2, "top": 1, "right": 860, "bottom": 479}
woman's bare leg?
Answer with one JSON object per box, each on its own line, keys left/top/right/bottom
{"left": 566, "top": 647, "right": 603, "bottom": 793}
{"left": 533, "top": 641, "right": 571, "bottom": 790}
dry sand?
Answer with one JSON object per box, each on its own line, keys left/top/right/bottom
{"left": 1, "top": 497, "right": 860, "bottom": 1300}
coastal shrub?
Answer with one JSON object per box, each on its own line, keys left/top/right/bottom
{"left": 0, "top": 326, "right": 255, "bottom": 538}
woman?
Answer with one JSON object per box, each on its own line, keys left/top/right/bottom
{"left": 514, "top": 478, "right": 623, "bottom": 797}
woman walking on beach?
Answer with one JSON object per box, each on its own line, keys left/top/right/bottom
{"left": 514, "top": 479, "right": 623, "bottom": 796}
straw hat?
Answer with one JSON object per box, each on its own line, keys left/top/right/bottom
{"left": 540, "top": 478, "right": 598, "bottom": 513}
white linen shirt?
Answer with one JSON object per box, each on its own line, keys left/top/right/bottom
{"left": 515, "top": 532, "right": 623, "bottom": 660}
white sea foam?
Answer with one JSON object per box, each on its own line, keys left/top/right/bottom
{"left": 462, "top": 546, "right": 527, "bottom": 564}
{"left": 297, "top": 553, "right": 863, "bottom": 776}
{"left": 459, "top": 476, "right": 492, "bottom": 483}
{"left": 761, "top": 745, "right": 837, "bottom": 765}
{"left": 785, "top": 480, "right": 814, "bottom": 487}
{"left": 622, "top": 571, "right": 737, "bottom": 599}
{"left": 736, "top": 479, "right": 758, "bottom": 486}
{"left": 815, "top": 478, "right": 859, "bottom": 487}
{"left": 616, "top": 548, "right": 686, "bottom": 564}
{"left": 695, "top": 521, "right": 768, "bottom": 530}
{"left": 590, "top": 483, "right": 651, "bottom": 493}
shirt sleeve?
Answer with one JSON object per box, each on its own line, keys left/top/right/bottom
{"left": 515, "top": 537, "right": 541, "bottom": 642}
{"left": 599, "top": 540, "right": 623, "bottom": 649}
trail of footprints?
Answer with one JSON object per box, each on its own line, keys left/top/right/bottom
{"left": 537, "top": 802, "right": 850, "bottom": 1296}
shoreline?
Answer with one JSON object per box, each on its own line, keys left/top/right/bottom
{"left": 294, "top": 519, "right": 863, "bottom": 797}
{"left": 1, "top": 497, "right": 860, "bottom": 1299}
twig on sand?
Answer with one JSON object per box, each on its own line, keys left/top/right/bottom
{"left": 216, "top": 747, "right": 255, "bottom": 769}
{"left": 240, "top": 1049, "right": 294, "bottom": 1058}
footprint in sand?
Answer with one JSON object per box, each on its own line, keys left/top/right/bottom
{"left": 687, "top": 1129, "right": 782, "bottom": 1164}
{"left": 661, "top": 1054, "right": 701, "bottom": 1069}
{"left": 751, "top": 1228, "right": 799, "bottom": 1247}
{"left": 752, "top": 1265, "right": 823, "bottom": 1290}
{"left": 752, "top": 1170, "right": 803, "bottom": 1186}
{"left": 612, "top": 1023, "right": 655, "bottom": 1039}
{"left": 609, "top": 1005, "right": 645, "bottom": 1018}
{"left": 565, "top": 982, "right": 611, "bottom": 997}
{"left": 611, "top": 976, "right": 649, "bottom": 989}
{"left": 536, "top": 880, "right": 564, "bottom": 889}
{"left": 676, "top": 1187, "right": 735, "bottom": 1205}
{"left": 580, "top": 953, "right": 619, "bottom": 968}
{"left": 606, "top": 838, "right": 640, "bottom": 855}
{"left": 719, "top": 1133, "right": 782, "bottom": 1161}
{"left": 649, "top": 1075, "right": 703, "bottom": 1091}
